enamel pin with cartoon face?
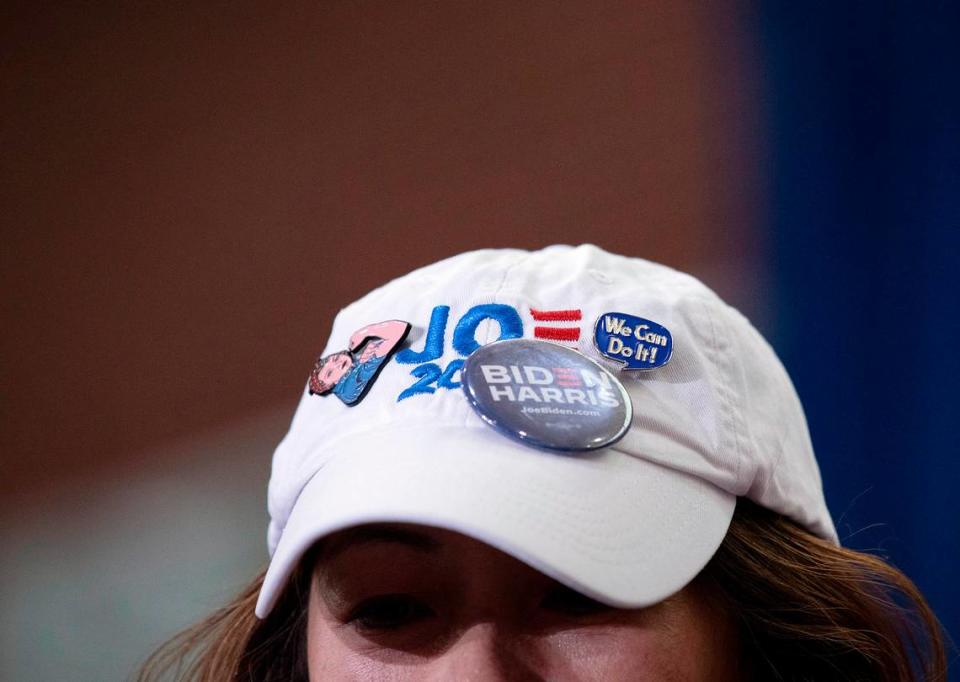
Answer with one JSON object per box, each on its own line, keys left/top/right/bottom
{"left": 309, "top": 320, "right": 411, "bottom": 405}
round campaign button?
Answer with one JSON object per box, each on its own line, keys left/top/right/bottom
{"left": 461, "top": 339, "right": 633, "bottom": 451}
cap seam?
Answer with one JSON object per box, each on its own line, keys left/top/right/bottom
{"left": 700, "top": 299, "right": 745, "bottom": 489}
{"left": 466, "top": 251, "right": 536, "bottom": 428}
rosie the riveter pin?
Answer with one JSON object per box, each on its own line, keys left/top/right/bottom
{"left": 461, "top": 339, "right": 632, "bottom": 452}
{"left": 594, "top": 312, "right": 673, "bottom": 371}
{"left": 309, "top": 320, "right": 411, "bottom": 406}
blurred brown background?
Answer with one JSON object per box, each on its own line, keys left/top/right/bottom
{"left": 1, "top": 2, "right": 761, "bottom": 679}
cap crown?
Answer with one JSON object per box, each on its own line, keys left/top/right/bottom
{"left": 267, "top": 244, "right": 836, "bottom": 554}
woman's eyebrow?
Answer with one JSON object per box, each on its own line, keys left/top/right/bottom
{"left": 317, "top": 525, "right": 442, "bottom": 564}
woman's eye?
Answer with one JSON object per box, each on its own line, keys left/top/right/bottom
{"left": 540, "top": 585, "right": 612, "bottom": 617}
{"left": 347, "top": 594, "right": 433, "bottom": 631}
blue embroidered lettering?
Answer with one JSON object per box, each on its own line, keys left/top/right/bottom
{"left": 396, "top": 306, "right": 449, "bottom": 364}
{"left": 452, "top": 304, "right": 523, "bottom": 356}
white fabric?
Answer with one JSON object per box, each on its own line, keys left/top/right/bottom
{"left": 255, "top": 245, "right": 836, "bottom": 618}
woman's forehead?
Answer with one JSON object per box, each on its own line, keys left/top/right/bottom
{"left": 311, "top": 523, "right": 554, "bottom": 584}
{"left": 316, "top": 524, "right": 445, "bottom": 564}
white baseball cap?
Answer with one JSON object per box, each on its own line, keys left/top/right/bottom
{"left": 255, "top": 244, "right": 836, "bottom": 618}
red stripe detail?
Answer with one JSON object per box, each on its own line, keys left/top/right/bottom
{"left": 530, "top": 308, "right": 582, "bottom": 321}
{"left": 534, "top": 326, "right": 581, "bottom": 341}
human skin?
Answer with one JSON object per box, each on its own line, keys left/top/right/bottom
{"left": 307, "top": 524, "right": 741, "bottom": 681}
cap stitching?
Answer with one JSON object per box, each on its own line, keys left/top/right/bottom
{"left": 465, "top": 251, "right": 536, "bottom": 427}
{"left": 755, "top": 327, "right": 791, "bottom": 505}
{"left": 700, "top": 298, "right": 745, "bottom": 490}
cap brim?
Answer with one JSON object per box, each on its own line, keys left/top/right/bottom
{"left": 255, "top": 424, "right": 734, "bottom": 618}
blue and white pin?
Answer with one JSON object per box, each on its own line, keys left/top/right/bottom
{"left": 461, "top": 338, "right": 632, "bottom": 452}
{"left": 594, "top": 312, "right": 673, "bottom": 370}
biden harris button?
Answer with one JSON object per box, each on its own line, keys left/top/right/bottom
{"left": 594, "top": 312, "right": 673, "bottom": 370}
{"left": 461, "top": 339, "right": 632, "bottom": 452}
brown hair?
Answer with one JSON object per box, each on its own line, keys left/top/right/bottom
{"left": 137, "top": 500, "right": 949, "bottom": 681}
{"left": 705, "top": 500, "right": 948, "bottom": 681}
